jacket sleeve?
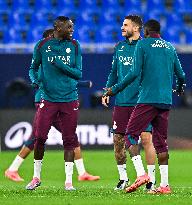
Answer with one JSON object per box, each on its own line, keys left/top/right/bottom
{"left": 29, "top": 40, "right": 42, "bottom": 85}
{"left": 111, "top": 42, "right": 143, "bottom": 95}
{"left": 106, "top": 49, "right": 118, "bottom": 88}
{"left": 173, "top": 50, "right": 186, "bottom": 87}
{"left": 53, "top": 41, "right": 82, "bottom": 80}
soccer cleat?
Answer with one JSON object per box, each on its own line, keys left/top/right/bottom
{"left": 148, "top": 186, "right": 171, "bottom": 194}
{"left": 5, "top": 169, "right": 24, "bottom": 182}
{"left": 125, "top": 173, "right": 150, "bottom": 193}
{"left": 78, "top": 172, "right": 100, "bottom": 181}
{"left": 65, "top": 183, "right": 76, "bottom": 191}
{"left": 114, "top": 180, "right": 130, "bottom": 191}
{"left": 145, "top": 181, "right": 156, "bottom": 192}
{"left": 26, "top": 177, "right": 41, "bottom": 190}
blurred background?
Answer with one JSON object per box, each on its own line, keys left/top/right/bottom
{"left": 0, "top": 0, "right": 192, "bottom": 151}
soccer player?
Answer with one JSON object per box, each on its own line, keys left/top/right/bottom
{"left": 24, "top": 16, "right": 92, "bottom": 191}
{"left": 104, "top": 19, "right": 185, "bottom": 194}
{"left": 5, "top": 29, "right": 99, "bottom": 184}
{"left": 102, "top": 15, "right": 156, "bottom": 191}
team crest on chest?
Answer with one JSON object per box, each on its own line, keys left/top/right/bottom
{"left": 46, "top": 46, "right": 51, "bottom": 52}
{"left": 66, "top": 48, "right": 71, "bottom": 53}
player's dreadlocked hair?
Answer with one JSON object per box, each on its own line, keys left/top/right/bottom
{"left": 42, "top": 29, "right": 54, "bottom": 38}
{"left": 124, "top": 15, "right": 143, "bottom": 31}
{"left": 144, "top": 19, "right": 161, "bottom": 34}
{"left": 53, "top": 16, "right": 70, "bottom": 29}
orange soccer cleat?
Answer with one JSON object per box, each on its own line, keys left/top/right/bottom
{"left": 5, "top": 169, "right": 24, "bottom": 182}
{"left": 78, "top": 172, "right": 100, "bottom": 181}
{"left": 148, "top": 186, "right": 171, "bottom": 194}
{"left": 125, "top": 173, "right": 150, "bottom": 193}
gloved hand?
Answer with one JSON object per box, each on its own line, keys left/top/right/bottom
{"left": 175, "top": 83, "right": 186, "bottom": 96}
{"left": 31, "top": 82, "right": 39, "bottom": 89}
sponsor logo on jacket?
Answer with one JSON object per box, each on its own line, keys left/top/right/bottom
{"left": 118, "top": 56, "right": 133, "bottom": 65}
{"left": 151, "top": 40, "right": 170, "bottom": 49}
{"left": 48, "top": 55, "right": 71, "bottom": 64}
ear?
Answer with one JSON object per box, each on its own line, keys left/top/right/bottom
{"left": 134, "top": 25, "right": 139, "bottom": 32}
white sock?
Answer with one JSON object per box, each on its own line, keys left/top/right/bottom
{"left": 117, "top": 164, "right": 128, "bottom": 181}
{"left": 159, "top": 165, "right": 169, "bottom": 187}
{"left": 131, "top": 155, "right": 145, "bottom": 177}
{"left": 65, "top": 162, "right": 74, "bottom": 184}
{"left": 74, "top": 158, "right": 86, "bottom": 176}
{"left": 9, "top": 155, "right": 24, "bottom": 171}
{"left": 33, "top": 160, "right": 42, "bottom": 179}
{"left": 147, "top": 165, "right": 156, "bottom": 184}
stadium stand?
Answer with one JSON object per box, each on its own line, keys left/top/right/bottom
{"left": 0, "top": 0, "right": 192, "bottom": 53}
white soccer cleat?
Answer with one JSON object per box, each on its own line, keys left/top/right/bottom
{"left": 26, "top": 177, "right": 41, "bottom": 190}
{"left": 65, "top": 183, "right": 76, "bottom": 191}
{"left": 114, "top": 179, "right": 130, "bottom": 191}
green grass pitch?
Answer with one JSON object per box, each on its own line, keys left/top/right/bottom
{"left": 0, "top": 150, "right": 192, "bottom": 205}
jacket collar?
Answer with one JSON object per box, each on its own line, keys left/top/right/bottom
{"left": 126, "top": 37, "right": 141, "bottom": 44}
{"left": 148, "top": 33, "right": 161, "bottom": 38}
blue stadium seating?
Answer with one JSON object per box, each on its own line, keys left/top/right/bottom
{"left": 105, "top": 0, "right": 141, "bottom": 11}
{"left": 29, "top": 26, "right": 45, "bottom": 43}
{"left": 102, "top": 8, "right": 125, "bottom": 26}
{"left": 145, "top": 0, "right": 165, "bottom": 11}
{"left": 0, "top": 27, "right": 9, "bottom": 43}
{"left": 9, "top": 9, "right": 33, "bottom": 27}
{"left": 100, "top": 25, "right": 123, "bottom": 43}
{"left": 0, "top": 0, "right": 192, "bottom": 51}
{"left": 163, "top": 25, "right": 182, "bottom": 44}
{"left": 0, "top": 10, "right": 10, "bottom": 27}
{"left": 31, "top": 9, "right": 55, "bottom": 27}
{"left": 81, "top": 8, "right": 102, "bottom": 25}
{"left": 184, "top": 27, "right": 192, "bottom": 44}
{"left": 174, "top": 0, "right": 192, "bottom": 12}
{"left": 9, "top": 26, "right": 30, "bottom": 43}
{"left": 78, "top": 24, "right": 100, "bottom": 43}
{"left": 83, "top": 0, "right": 104, "bottom": 9}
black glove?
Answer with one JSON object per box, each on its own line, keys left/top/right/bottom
{"left": 176, "top": 83, "right": 186, "bottom": 96}
{"left": 31, "top": 82, "right": 39, "bottom": 89}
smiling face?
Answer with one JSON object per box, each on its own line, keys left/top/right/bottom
{"left": 55, "top": 19, "right": 74, "bottom": 40}
{"left": 121, "top": 19, "right": 139, "bottom": 39}
{"left": 121, "top": 19, "right": 134, "bottom": 38}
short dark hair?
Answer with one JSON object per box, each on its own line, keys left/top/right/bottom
{"left": 53, "top": 16, "right": 70, "bottom": 28}
{"left": 124, "top": 15, "right": 143, "bottom": 31}
{"left": 42, "top": 29, "right": 54, "bottom": 38}
{"left": 144, "top": 19, "right": 160, "bottom": 34}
